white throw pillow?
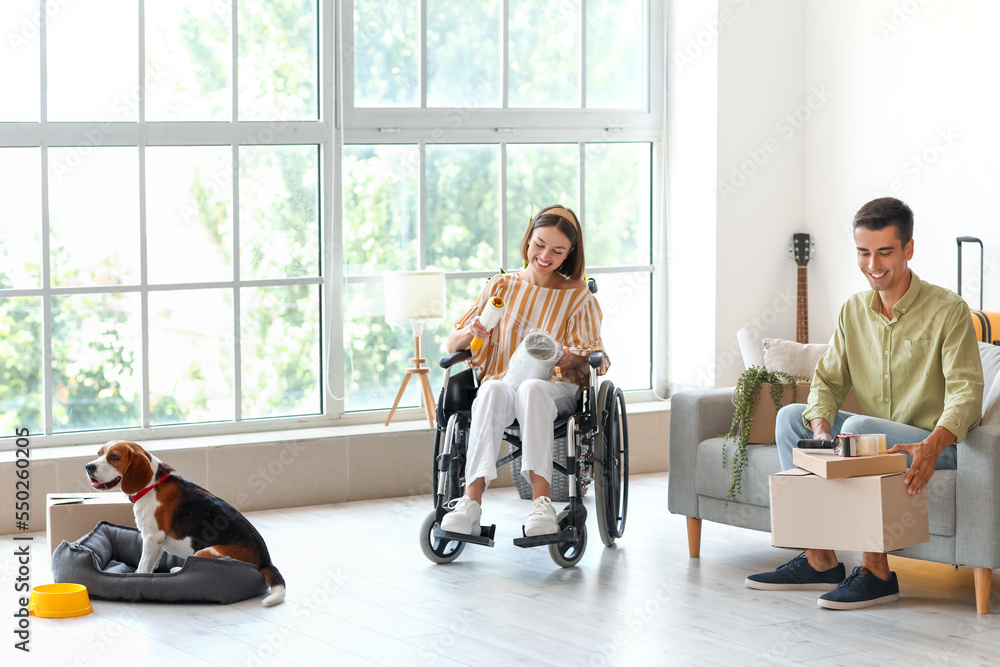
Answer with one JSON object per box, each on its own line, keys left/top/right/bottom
{"left": 762, "top": 338, "right": 830, "bottom": 378}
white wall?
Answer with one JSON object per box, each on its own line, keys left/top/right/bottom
{"left": 671, "top": 0, "right": 1000, "bottom": 390}
{"left": 805, "top": 0, "right": 1000, "bottom": 339}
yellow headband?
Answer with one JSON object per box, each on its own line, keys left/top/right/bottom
{"left": 538, "top": 207, "right": 579, "bottom": 230}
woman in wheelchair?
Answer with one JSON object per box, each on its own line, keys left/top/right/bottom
{"left": 439, "top": 204, "right": 610, "bottom": 538}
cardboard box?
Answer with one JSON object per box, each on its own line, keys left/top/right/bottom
{"left": 743, "top": 381, "right": 862, "bottom": 444}
{"left": 792, "top": 449, "right": 907, "bottom": 479}
{"left": 47, "top": 493, "right": 135, "bottom": 554}
{"left": 769, "top": 469, "right": 929, "bottom": 552}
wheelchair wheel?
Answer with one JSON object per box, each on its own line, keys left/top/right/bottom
{"left": 419, "top": 511, "right": 466, "bottom": 564}
{"left": 594, "top": 381, "right": 629, "bottom": 547}
{"left": 548, "top": 510, "right": 587, "bottom": 567}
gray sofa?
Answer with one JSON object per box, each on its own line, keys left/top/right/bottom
{"left": 668, "top": 348, "right": 1000, "bottom": 613}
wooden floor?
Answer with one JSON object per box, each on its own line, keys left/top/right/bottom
{"left": 4, "top": 472, "right": 1000, "bottom": 666}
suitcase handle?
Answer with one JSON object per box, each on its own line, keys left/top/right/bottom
{"left": 957, "top": 236, "right": 984, "bottom": 310}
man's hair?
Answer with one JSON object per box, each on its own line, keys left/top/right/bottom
{"left": 519, "top": 204, "right": 585, "bottom": 282}
{"left": 852, "top": 197, "right": 913, "bottom": 246}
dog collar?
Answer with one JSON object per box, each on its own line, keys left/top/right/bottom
{"left": 128, "top": 473, "right": 172, "bottom": 503}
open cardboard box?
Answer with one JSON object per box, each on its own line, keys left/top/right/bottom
{"left": 769, "top": 468, "right": 929, "bottom": 552}
{"left": 792, "top": 448, "right": 907, "bottom": 479}
{"left": 47, "top": 493, "right": 135, "bottom": 555}
{"left": 743, "top": 382, "right": 862, "bottom": 444}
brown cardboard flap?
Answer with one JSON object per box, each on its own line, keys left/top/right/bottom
{"left": 792, "top": 449, "right": 907, "bottom": 479}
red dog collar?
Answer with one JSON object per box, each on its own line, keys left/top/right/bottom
{"left": 128, "top": 473, "right": 172, "bottom": 503}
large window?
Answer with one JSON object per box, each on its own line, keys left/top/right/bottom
{"left": 0, "top": 1, "right": 323, "bottom": 445}
{"left": 0, "top": 1, "right": 662, "bottom": 448}
{"left": 342, "top": 0, "right": 659, "bottom": 415}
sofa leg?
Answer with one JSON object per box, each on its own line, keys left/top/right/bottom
{"left": 974, "top": 568, "right": 992, "bottom": 614}
{"left": 687, "top": 517, "right": 702, "bottom": 558}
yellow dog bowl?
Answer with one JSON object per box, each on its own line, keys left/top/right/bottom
{"left": 28, "top": 584, "right": 93, "bottom": 618}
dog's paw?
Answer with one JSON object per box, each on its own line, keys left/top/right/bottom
{"left": 169, "top": 566, "right": 183, "bottom": 574}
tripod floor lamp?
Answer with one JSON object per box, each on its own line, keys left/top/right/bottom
{"left": 383, "top": 270, "right": 446, "bottom": 428}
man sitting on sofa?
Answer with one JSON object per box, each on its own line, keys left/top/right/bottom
{"left": 746, "top": 197, "right": 984, "bottom": 610}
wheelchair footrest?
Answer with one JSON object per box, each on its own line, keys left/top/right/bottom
{"left": 512, "top": 526, "right": 578, "bottom": 549}
{"left": 432, "top": 523, "right": 496, "bottom": 548}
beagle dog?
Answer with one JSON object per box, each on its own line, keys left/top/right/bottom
{"left": 85, "top": 440, "right": 286, "bottom": 607}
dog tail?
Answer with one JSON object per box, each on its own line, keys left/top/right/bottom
{"left": 260, "top": 564, "right": 286, "bottom": 606}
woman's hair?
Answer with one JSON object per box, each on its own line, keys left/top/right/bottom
{"left": 519, "top": 204, "right": 585, "bottom": 282}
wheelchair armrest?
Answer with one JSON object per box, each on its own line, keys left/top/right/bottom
{"left": 588, "top": 351, "right": 605, "bottom": 369}
{"left": 440, "top": 349, "right": 473, "bottom": 369}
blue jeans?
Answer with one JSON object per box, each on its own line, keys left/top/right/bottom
{"left": 775, "top": 404, "right": 957, "bottom": 472}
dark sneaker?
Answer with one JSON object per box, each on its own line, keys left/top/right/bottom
{"left": 745, "top": 553, "right": 846, "bottom": 591}
{"left": 818, "top": 566, "right": 899, "bottom": 610}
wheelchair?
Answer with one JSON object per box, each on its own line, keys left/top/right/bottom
{"left": 418, "top": 328, "right": 629, "bottom": 568}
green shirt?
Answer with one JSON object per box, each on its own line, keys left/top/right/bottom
{"left": 803, "top": 271, "right": 984, "bottom": 442}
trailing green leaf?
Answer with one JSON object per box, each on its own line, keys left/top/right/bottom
{"left": 721, "top": 366, "right": 808, "bottom": 503}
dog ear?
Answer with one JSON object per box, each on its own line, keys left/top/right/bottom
{"left": 119, "top": 443, "right": 154, "bottom": 495}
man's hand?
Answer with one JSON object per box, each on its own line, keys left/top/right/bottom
{"left": 887, "top": 426, "right": 956, "bottom": 496}
{"left": 809, "top": 417, "right": 832, "bottom": 441}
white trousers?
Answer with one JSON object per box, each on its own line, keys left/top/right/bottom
{"left": 465, "top": 379, "right": 581, "bottom": 487}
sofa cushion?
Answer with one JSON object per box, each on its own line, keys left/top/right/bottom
{"left": 695, "top": 438, "right": 779, "bottom": 508}
{"left": 694, "top": 438, "right": 957, "bottom": 538}
{"left": 762, "top": 338, "right": 829, "bottom": 378}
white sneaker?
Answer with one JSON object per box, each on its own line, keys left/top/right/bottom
{"left": 524, "top": 496, "right": 558, "bottom": 537}
{"left": 440, "top": 496, "right": 482, "bottom": 535}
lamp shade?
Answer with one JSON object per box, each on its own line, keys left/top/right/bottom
{"left": 383, "top": 270, "right": 447, "bottom": 331}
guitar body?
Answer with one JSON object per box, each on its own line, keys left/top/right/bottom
{"left": 790, "top": 233, "right": 813, "bottom": 344}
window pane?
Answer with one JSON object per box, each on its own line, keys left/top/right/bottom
{"left": 584, "top": 143, "right": 650, "bottom": 267}
{"left": 427, "top": 0, "right": 501, "bottom": 108}
{"left": 342, "top": 145, "right": 418, "bottom": 275}
{"left": 239, "top": 145, "right": 319, "bottom": 280}
{"left": 238, "top": 0, "right": 318, "bottom": 121}
{"left": 344, "top": 280, "right": 426, "bottom": 412}
{"left": 0, "top": 148, "right": 42, "bottom": 289}
{"left": 509, "top": 0, "right": 580, "bottom": 107}
{"left": 505, "top": 144, "right": 578, "bottom": 270}
{"left": 48, "top": 0, "right": 138, "bottom": 122}
{"left": 0, "top": 296, "right": 42, "bottom": 434}
{"left": 146, "top": 146, "right": 233, "bottom": 284}
{"left": 0, "top": 0, "right": 40, "bottom": 121}
{"left": 241, "top": 285, "right": 320, "bottom": 419}
{"left": 426, "top": 145, "right": 499, "bottom": 272}
{"left": 149, "top": 289, "right": 234, "bottom": 425}
{"left": 353, "top": 0, "right": 419, "bottom": 107}
{"left": 594, "top": 272, "right": 650, "bottom": 390}
{"left": 52, "top": 292, "right": 142, "bottom": 432}
{"left": 145, "top": 2, "right": 232, "bottom": 121}
{"left": 49, "top": 147, "right": 139, "bottom": 287}
{"left": 586, "top": 0, "right": 644, "bottom": 109}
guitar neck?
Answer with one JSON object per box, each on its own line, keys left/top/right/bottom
{"left": 796, "top": 265, "right": 808, "bottom": 344}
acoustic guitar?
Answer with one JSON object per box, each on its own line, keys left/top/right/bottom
{"left": 790, "top": 233, "right": 813, "bottom": 344}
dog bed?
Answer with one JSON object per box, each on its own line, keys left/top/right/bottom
{"left": 50, "top": 521, "right": 268, "bottom": 604}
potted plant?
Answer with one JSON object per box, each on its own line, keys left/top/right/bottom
{"left": 722, "top": 365, "right": 807, "bottom": 502}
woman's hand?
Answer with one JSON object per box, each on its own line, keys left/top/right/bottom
{"left": 468, "top": 316, "right": 490, "bottom": 340}
{"left": 555, "top": 343, "right": 579, "bottom": 370}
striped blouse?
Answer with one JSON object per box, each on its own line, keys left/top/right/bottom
{"left": 454, "top": 273, "right": 611, "bottom": 384}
